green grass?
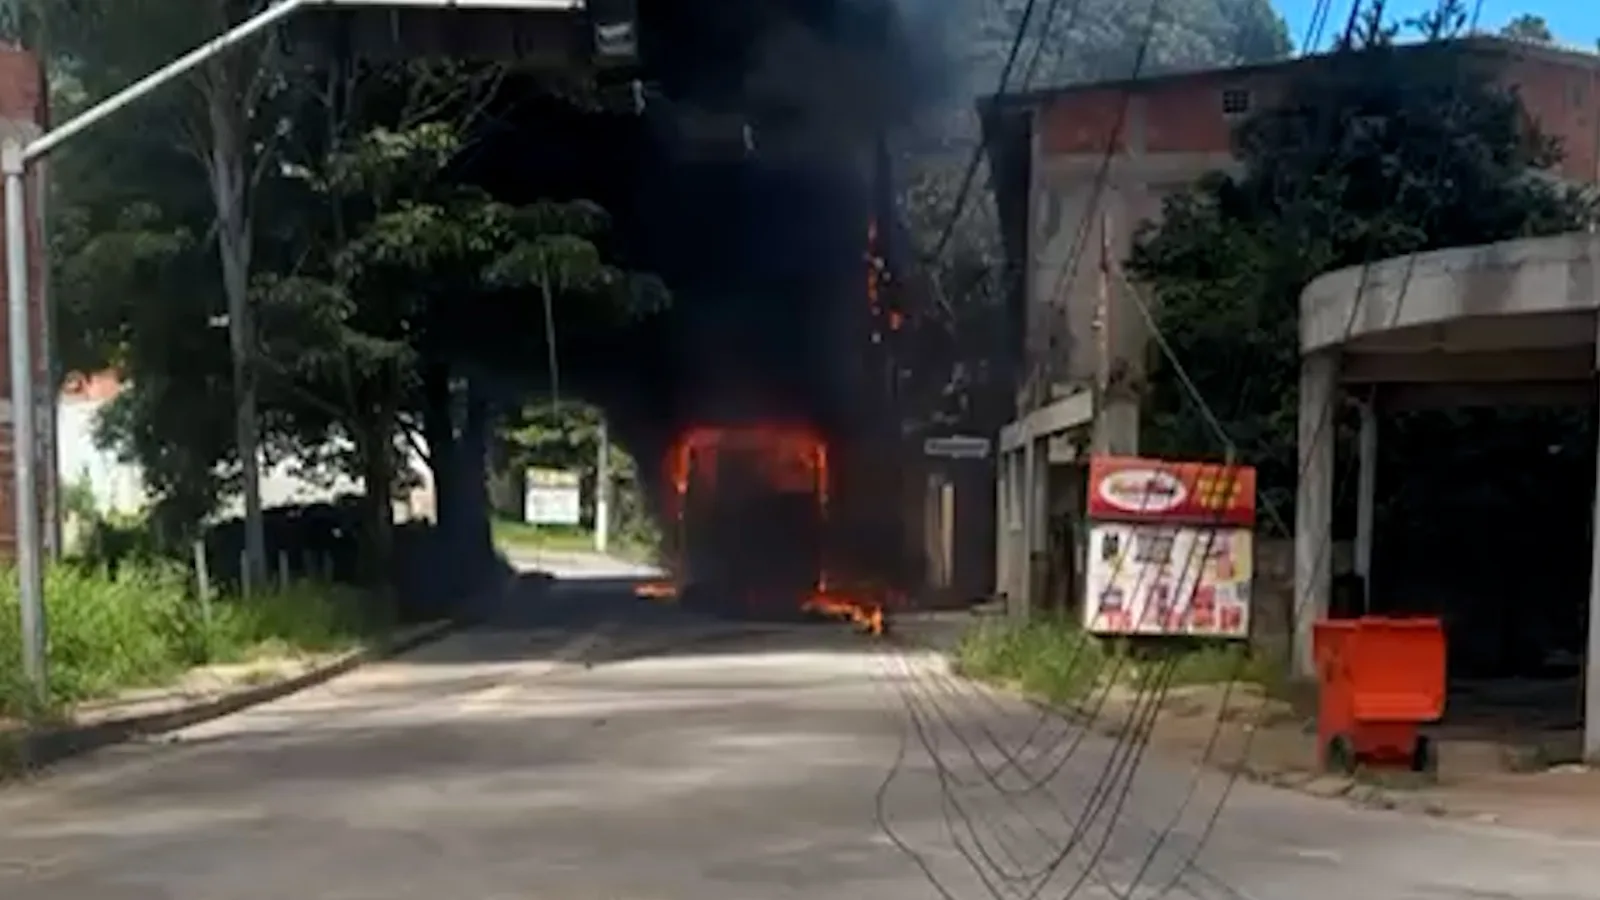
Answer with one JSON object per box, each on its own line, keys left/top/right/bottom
{"left": 954, "top": 613, "right": 1278, "bottom": 707}
{"left": 0, "top": 561, "right": 391, "bottom": 720}
{"left": 955, "top": 613, "right": 1111, "bottom": 704}
{"left": 491, "top": 518, "right": 657, "bottom": 563}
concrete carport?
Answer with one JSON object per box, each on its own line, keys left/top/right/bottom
{"left": 1294, "top": 231, "right": 1600, "bottom": 760}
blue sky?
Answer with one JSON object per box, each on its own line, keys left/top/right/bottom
{"left": 1276, "top": 0, "right": 1596, "bottom": 52}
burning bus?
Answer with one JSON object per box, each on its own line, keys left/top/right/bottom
{"left": 641, "top": 422, "right": 887, "bottom": 634}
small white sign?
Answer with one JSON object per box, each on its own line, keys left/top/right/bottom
{"left": 924, "top": 435, "right": 991, "bottom": 459}
{"left": 524, "top": 467, "right": 581, "bottom": 526}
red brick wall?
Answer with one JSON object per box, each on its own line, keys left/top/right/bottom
{"left": 0, "top": 46, "right": 48, "bottom": 560}
{"left": 1036, "top": 48, "right": 1600, "bottom": 184}
{"left": 1500, "top": 55, "right": 1599, "bottom": 183}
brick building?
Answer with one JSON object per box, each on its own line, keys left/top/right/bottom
{"left": 982, "top": 36, "right": 1600, "bottom": 615}
{"left": 0, "top": 45, "right": 51, "bottom": 562}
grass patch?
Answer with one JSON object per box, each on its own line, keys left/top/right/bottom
{"left": 955, "top": 614, "right": 1280, "bottom": 707}
{"left": 0, "top": 561, "right": 391, "bottom": 720}
{"left": 955, "top": 613, "right": 1110, "bottom": 704}
{"left": 491, "top": 518, "right": 656, "bottom": 563}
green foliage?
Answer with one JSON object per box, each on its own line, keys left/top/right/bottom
{"left": 1499, "top": 14, "right": 1553, "bottom": 43}
{"left": 956, "top": 615, "right": 1277, "bottom": 708}
{"left": 1127, "top": 14, "right": 1596, "bottom": 515}
{"left": 500, "top": 401, "right": 657, "bottom": 550}
{"left": 47, "top": 27, "right": 669, "bottom": 546}
{"left": 0, "top": 563, "right": 382, "bottom": 718}
{"left": 955, "top": 613, "right": 1109, "bottom": 702}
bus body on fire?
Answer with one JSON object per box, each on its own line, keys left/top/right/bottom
{"left": 660, "top": 423, "right": 829, "bottom": 617}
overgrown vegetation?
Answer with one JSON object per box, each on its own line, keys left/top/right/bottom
{"left": 0, "top": 562, "right": 386, "bottom": 720}
{"left": 955, "top": 614, "right": 1277, "bottom": 707}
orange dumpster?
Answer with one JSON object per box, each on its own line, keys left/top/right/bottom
{"left": 1313, "top": 616, "right": 1446, "bottom": 775}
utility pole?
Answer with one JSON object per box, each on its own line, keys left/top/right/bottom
{"left": 594, "top": 419, "right": 610, "bottom": 555}
{"left": 1092, "top": 208, "right": 1114, "bottom": 454}
{"left": 4, "top": 141, "right": 44, "bottom": 698}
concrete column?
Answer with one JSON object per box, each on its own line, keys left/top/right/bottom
{"left": 1354, "top": 396, "right": 1377, "bottom": 593}
{"left": 1586, "top": 350, "right": 1600, "bottom": 760}
{"left": 1294, "top": 350, "right": 1338, "bottom": 679}
{"left": 995, "top": 451, "right": 1011, "bottom": 602}
{"left": 1020, "top": 437, "right": 1038, "bottom": 619}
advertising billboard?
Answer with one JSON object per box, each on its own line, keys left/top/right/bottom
{"left": 524, "top": 468, "right": 582, "bottom": 526}
{"left": 1083, "top": 456, "right": 1256, "bottom": 639}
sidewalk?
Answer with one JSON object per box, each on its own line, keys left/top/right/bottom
{"left": 1, "top": 621, "right": 453, "bottom": 779}
{"left": 902, "top": 608, "right": 1600, "bottom": 837}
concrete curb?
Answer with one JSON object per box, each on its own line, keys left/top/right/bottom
{"left": 9, "top": 619, "right": 460, "bottom": 775}
{"left": 1, "top": 565, "right": 538, "bottom": 777}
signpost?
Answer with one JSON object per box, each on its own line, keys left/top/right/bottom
{"left": 923, "top": 434, "right": 992, "bottom": 460}
{"left": 524, "top": 468, "right": 581, "bottom": 526}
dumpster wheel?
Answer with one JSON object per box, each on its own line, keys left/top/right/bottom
{"left": 1410, "top": 735, "right": 1438, "bottom": 775}
{"left": 1325, "top": 734, "right": 1357, "bottom": 775}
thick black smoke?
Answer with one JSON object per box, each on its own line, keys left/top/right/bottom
{"left": 632, "top": 0, "right": 943, "bottom": 428}
{"left": 618, "top": 0, "right": 951, "bottom": 590}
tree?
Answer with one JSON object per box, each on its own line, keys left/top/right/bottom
{"left": 245, "top": 59, "right": 663, "bottom": 584}
{"left": 1499, "top": 14, "right": 1553, "bottom": 43}
{"left": 47, "top": 0, "right": 299, "bottom": 582}
{"left": 51, "top": 28, "right": 669, "bottom": 582}
{"left": 1127, "top": 9, "right": 1594, "bottom": 513}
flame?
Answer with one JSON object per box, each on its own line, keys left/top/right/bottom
{"left": 801, "top": 585, "right": 892, "bottom": 637}
{"left": 664, "top": 423, "right": 829, "bottom": 522}
{"left": 657, "top": 422, "right": 898, "bottom": 636}
{"left": 634, "top": 580, "right": 678, "bottom": 601}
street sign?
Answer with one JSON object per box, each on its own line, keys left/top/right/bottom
{"left": 923, "top": 435, "right": 992, "bottom": 460}
{"left": 524, "top": 468, "right": 582, "bottom": 525}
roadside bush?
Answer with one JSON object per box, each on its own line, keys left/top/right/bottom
{"left": 955, "top": 614, "right": 1278, "bottom": 706}
{"left": 0, "top": 562, "right": 391, "bottom": 719}
{"left": 955, "top": 614, "right": 1110, "bottom": 703}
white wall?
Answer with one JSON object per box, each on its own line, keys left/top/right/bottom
{"left": 57, "top": 396, "right": 145, "bottom": 516}
{"left": 56, "top": 395, "right": 435, "bottom": 522}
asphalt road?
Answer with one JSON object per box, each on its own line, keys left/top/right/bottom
{"left": 0, "top": 568, "right": 1597, "bottom": 899}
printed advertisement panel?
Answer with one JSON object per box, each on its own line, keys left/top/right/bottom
{"left": 1086, "top": 456, "right": 1257, "bottom": 527}
{"left": 524, "top": 467, "right": 581, "bottom": 526}
{"left": 1083, "top": 522, "right": 1252, "bottom": 638}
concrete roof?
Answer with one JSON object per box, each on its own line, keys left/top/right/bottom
{"left": 1299, "top": 231, "right": 1600, "bottom": 355}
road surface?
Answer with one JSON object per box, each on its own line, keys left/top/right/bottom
{"left": 0, "top": 572, "right": 1597, "bottom": 899}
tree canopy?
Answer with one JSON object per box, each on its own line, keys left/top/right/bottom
{"left": 44, "top": 6, "right": 669, "bottom": 582}
{"left": 1127, "top": 4, "right": 1595, "bottom": 514}
{"left": 1499, "top": 13, "right": 1554, "bottom": 43}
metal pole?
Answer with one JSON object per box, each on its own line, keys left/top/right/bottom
{"left": 22, "top": 0, "right": 592, "bottom": 165}
{"left": 595, "top": 419, "right": 609, "bottom": 554}
{"left": 22, "top": 0, "right": 309, "bottom": 164}
{"left": 4, "top": 139, "right": 43, "bottom": 699}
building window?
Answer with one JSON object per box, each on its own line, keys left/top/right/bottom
{"left": 1221, "top": 88, "right": 1251, "bottom": 116}
{"left": 1572, "top": 80, "right": 1588, "bottom": 109}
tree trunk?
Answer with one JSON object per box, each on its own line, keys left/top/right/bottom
{"left": 486, "top": 430, "right": 524, "bottom": 520}
{"left": 460, "top": 377, "right": 494, "bottom": 571}
{"left": 205, "top": 60, "right": 268, "bottom": 588}
{"left": 421, "top": 358, "right": 456, "bottom": 534}
{"left": 358, "top": 407, "right": 397, "bottom": 593}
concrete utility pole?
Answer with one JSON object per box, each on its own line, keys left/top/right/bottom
{"left": 594, "top": 419, "right": 610, "bottom": 555}
{"left": 3, "top": 0, "right": 587, "bottom": 703}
